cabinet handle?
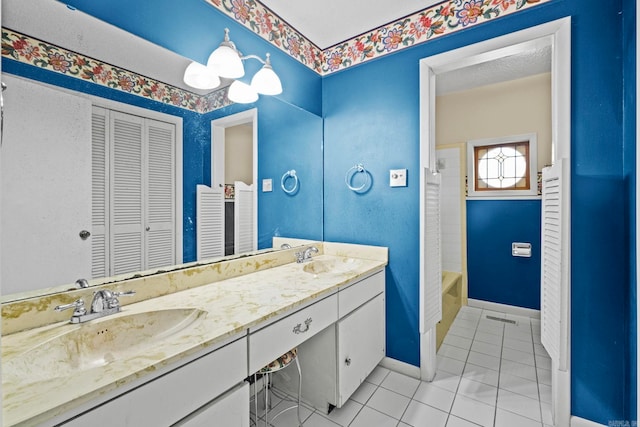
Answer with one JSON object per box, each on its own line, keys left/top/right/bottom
{"left": 293, "top": 317, "right": 312, "bottom": 334}
{"left": 345, "top": 357, "right": 351, "bottom": 366}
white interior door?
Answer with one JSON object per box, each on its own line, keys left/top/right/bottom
{"left": 197, "top": 184, "right": 225, "bottom": 260}
{"left": 234, "top": 181, "right": 255, "bottom": 254}
{"left": 1, "top": 75, "right": 92, "bottom": 294}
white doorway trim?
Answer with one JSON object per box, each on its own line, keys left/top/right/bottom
{"left": 211, "top": 108, "right": 258, "bottom": 252}
{"left": 419, "top": 17, "right": 572, "bottom": 426}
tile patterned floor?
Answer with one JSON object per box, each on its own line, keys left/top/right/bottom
{"left": 260, "top": 305, "right": 553, "bottom": 427}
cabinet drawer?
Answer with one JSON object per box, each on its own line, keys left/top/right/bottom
{"left": 61, "top": 337, "right": 247, "bottom": 427}
{"left": 339, "top": 270, "right": 384, "bottom": 318}
{"left": 249, "top": 294, "right": 338, "bottom": 373}
{"left": 175, "top": 382, "right": 249, "bottom": 427}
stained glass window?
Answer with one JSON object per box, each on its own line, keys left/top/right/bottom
{"left": 474, "top": 141, "right": 530, "bottom": 191}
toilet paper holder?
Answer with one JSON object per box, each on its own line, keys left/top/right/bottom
{"left": 512, "top": 242, "right": 532, "bottom": 258}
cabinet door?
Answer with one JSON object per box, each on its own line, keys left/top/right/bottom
{"left": 337, "top": 294, "right": 385, "bottom": 407}
{"left": 175, "top": 382, "right": 249, "bottom": 427}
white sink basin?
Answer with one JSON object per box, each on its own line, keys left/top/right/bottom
{"left": 3, "top": 308, "right": 206, "bottom": 385}
{"left": 302, "top": 257, "right": 361, "bottom": 275}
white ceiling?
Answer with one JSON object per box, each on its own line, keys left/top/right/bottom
{"left": 260, "top": 0, "right": 443, "bottom": 49}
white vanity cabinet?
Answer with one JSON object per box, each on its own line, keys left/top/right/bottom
{"left": 274, "top": 269, "right": 385, "bottom": 413}
{"left": 59, "top": 336, "right": 248, "bottom": 427}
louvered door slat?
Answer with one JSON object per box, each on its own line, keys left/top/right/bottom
{"left": 421, "top": 169, "right": 442, "bottom": 332}
{"left": 197, "top": 185, "right": 225, "bottom": 260}
{"left": 234, "top": 181, "right": 255, "bottom": 254}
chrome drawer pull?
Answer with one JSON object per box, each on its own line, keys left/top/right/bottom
{"left": 293, "top": 318, "right": 312, "bottom": 334}
{"left": 345, "top": 357, "right": 352, "bottom": 366}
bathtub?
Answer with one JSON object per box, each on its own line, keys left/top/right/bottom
{"left": 436, "top": 271, "right": 463, "bottom": 350}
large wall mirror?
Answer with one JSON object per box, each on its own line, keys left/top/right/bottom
{"left": 0, "top": 1, "right": 324, "bottom": 302}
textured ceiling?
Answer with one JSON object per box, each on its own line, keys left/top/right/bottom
{"left": 259, "top": 0, "right": 443, "bottom": 49}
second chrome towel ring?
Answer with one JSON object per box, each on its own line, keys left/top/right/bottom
{"left": 345, "top": 163, "right": 370, "bottom": 192}
{"left": 281, "top": 170, "right": 299, "bottom": 194}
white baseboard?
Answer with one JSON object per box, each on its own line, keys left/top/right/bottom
{"left": 570, "top": 416, "right": 607, "bottom": 427}
{"left": 379, "top": 357, "right": 421, "bottom": 380}
{"left": 468, "top": 298, "right": 541, "bottom": 319}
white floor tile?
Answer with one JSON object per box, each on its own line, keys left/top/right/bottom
{"left": 505, "top": 313, "right": 532, "bottom": 325}
{"left": 401, "top": 400, "right": 449, "bottom": 427}
{"left": 534, "top": 343, "right": 550, "bottom": 358}
{"left": 456, "top": 377, "right": 497, "bottom": 406}
{"left": 366, "top": 386, "right": 411, "bottom": 420}
{"left": 474, "top": 331, "right": 503, "bottom": 346}
{"left": 476, "top": 322, "right": 504, "bottom": 336}
{"left": 458, "top": 310, "right": 482, "bottom": 321}
{"left": 349, "top": 406, "right": 398, "bottom": 427}
{"left": 450, "top": 394, "right": 495, "bottom": 427}
{"left": 463, "top": 363, "right": 500, "bottom": 387}
{"left": 539, "top": 383, "right": 552, "bottom": 404}
{"left": 482, "top": 310, "right": 507, "bottom": 319}
{"left": 448, "top": 325, "right": 477, "bottom": 339}
{"left": 502, "top": 347, "right": 536, "bottom": 366}
{"left": 497, "top": 389, "right": 541, "bottom": 422}
{"left": 322, "top": 398, "right": 362, "bottom": 426}
{"left": 266, "top": 400, "right": 314, "bottom": 427}
{"left": 444, "top": 334, "right": 473, "bottom": 350}
{"left": 535, "top": 354, "right": 552, "bottom": 370}
{"left": 471, "top": 340, "right": 502, "bottom": 358}
{"left": 537, "top": 367, "right": 552, "bottom": 386}
{"left": 301, "top": 413, "right": 341, "bottom": 427}
{"left": 541, "top": 401, "right": 553, "bottom": 425}
{"left": 380, "top": 371, "right": 421, "bottom": 398}
{"left": 467, "top": 351, "right": 501, "bottom": 371}
{"left": 438, "top": 343, "right": 470, "bottom": 362}
{"left": 446, "top": 415, "right": 483, "bottom": 427}
{"left": 365, "top": 365, "right": 390, "bottom": 385}
{"left": 453, "top": 318, "right": 479, "bottom": 330}
{"left": 437, "top": 355, "right": 466, "bottom": 376}
{"left": 503, "top": 328, "right": 533, "bottom": 343}
{"left": 349, "top": 381, "right": 377, "bottom": 405}
{"left": 431, "top": 370, "right": 462, "bottom": 393}
{"left": 499, "top": 372, "right": 539, "bottom": 401}
{"left": 503, "top": 337, "right": 534, "bottom": 353}
{"left": 495, "top": 407, "right": 543, "bottom": 427}
{"left": 500, "top": 359, "right": 537, "bottom": 382}
{"left": 413, "top": 381, "right": 456, "bottom": 412}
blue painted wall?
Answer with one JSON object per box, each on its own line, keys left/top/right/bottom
{"left": 466, "top": 200, "right": 541, "bottom": 310}
{"left": 623, "top": 0, "right": 637, "bottom": 421}
{"left": 323, "top": 0, "right": 632, "bottom": 423}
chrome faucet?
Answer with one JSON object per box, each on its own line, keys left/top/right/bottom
{"left": 295, "top": 246, "right": 318, "bottom": 263}
{"left": 55, "top": 289, "right": 135, "bottom": 323}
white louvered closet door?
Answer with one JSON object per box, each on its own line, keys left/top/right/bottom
{"left": 541, "top": 159, "right": 569, "bottom": 371}
{"left": 197, "top": 185, "right": 225, "bottom": 260}
{"left": 421, "top": 168, "right": 442, "bottom": 333}
{"left": 91, "top": 107, "right": 109, "bottom": 278}
{"left": 234, "top": 181, "right": 255, "bottom": 254}
{"left": 145, "top": 119, "right": 176, "bottom": 269}
{"left": 110, "top": 111, "right": 145, "bottom": 275}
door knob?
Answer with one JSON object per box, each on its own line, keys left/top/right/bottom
{"left": 345, "top": 357, "right": 351, "bottom": 366}
{"left": 79, "top": 230, "right": 91, "bottom": 240}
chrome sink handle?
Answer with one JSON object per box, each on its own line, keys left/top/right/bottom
{"left": 54, "top": 299, "right": 87, "bottom": 317}
{"left": 91, "top": 289, "right": 136, "bottom": 312}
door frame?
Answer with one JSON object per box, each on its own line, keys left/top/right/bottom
{"left": 211, "top": 108, "right": 258, "bottom": 253}
{"left": 419, "top": 17, "right": 572, "bottom": 426}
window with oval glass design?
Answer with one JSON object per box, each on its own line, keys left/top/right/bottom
{"left": 475, "top": 141, "right": 529, "bottom": 190}
{"left": 467, "top": 134, "right": 537, "bottom": 197}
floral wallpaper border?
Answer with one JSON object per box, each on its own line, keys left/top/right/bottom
{"left": 2, "top": 0, "right": 550, "bottom": 112}
{"left": 1, "top": 29, "right": 232, "bottom": 114}
{"left": 206, "top": 0, "right": 551, "bottom": 75}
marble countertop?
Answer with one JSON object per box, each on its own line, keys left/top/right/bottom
{"left": 2, "top": 243, "right": 387, "bottom": 426}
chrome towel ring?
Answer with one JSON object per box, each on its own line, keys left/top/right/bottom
{"left": 281, "top": 169, "right": 298, "bottom": 194}
{"left": 345, "top": 163, "right": 370, "bottom": 192}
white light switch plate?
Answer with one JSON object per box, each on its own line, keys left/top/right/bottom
{"left": 390, "top": 169, "right": 407, "bottom": 187}
{"left": 262, "top": 178, "right": 273, "bottom": 192}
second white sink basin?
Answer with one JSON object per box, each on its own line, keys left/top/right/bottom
{"left": 302, "top": 257, "right": 362, "bottom": 275}
{"left": 3, "top": 308, "right": 206, "bottom": 385}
